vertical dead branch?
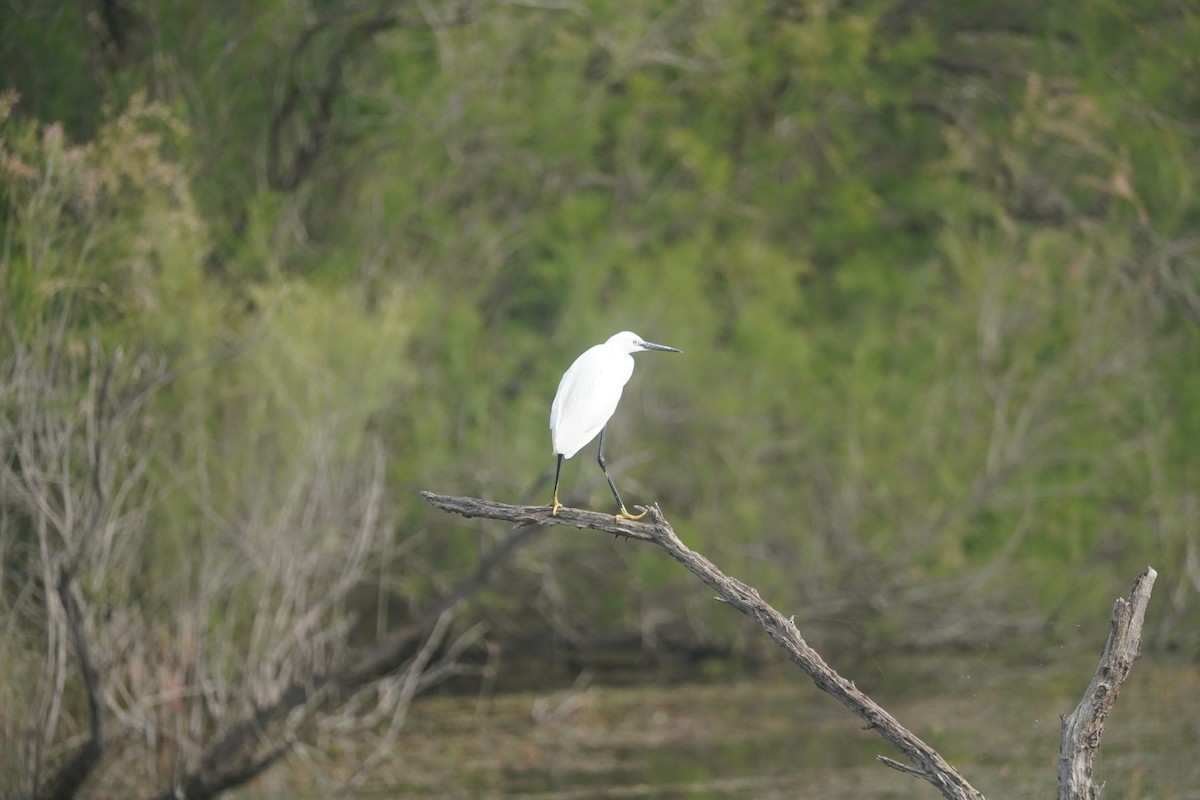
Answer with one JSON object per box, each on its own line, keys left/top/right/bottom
{"left": 1057, "top": 567, "right": 1157, "bottom": 800}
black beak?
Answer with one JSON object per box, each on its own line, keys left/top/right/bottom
{"left": 640, "top": 341, "right": 682, "bottom": 354}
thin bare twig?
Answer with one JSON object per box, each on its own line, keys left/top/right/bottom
{"left": 340, "top": 608, "right": 457, "bottom": 792}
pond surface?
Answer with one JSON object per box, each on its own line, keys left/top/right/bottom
{"left": 265, "top": 649, "right": 1200, "bottom": 799}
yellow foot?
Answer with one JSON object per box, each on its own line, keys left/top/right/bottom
{"left": 551, "top": 498, "right": 563, "bottom": 517}
{"left": 616, "top": 506, "right": 648, "bottom": 521}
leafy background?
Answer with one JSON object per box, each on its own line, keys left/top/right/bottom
{"left": 2, "top": 0, "right": 1199, "bottom": 794}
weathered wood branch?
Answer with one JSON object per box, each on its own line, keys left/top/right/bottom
{"left": 1057, "top": 566, "right": 1157, "bottom": 800}
{"left": 420, "top": 492, "right": 986, "bottom": 800}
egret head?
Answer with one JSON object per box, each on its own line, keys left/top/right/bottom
{"left": 606, "top": 331, "right": 682, "bottom": 355}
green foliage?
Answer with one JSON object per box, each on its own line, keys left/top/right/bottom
{"left": 3, "top": 0, "right": 1200, "bottom": 683}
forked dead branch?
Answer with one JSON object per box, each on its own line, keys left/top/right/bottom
{"left": 421, "top": 491, "right": 1157, "bottom": 800}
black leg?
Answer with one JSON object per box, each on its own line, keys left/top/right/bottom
{"left": 551, "top": 453, "right": 564, "bottom": 515}
{"left": 597, "top": 427, "right": 626, "bottom": 512}
{"left": 599, "top": 427, "right": 645, "bottom": 519}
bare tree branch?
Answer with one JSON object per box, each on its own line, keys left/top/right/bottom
{"left": 151, "top": 522, "right": 539, "bottom": 800}
{"left": 420, "top": 492, "right": 987, "bottom": 800}
{"left": 340, "top": 608, "right": 457, "bottom": 791}
{"left": 344, "top": 521, "right": 541, "bottom": 688}
{"left": 1057, "top": 567, "right": 1157, "bottom": 800}
{"left": 30, "top": 568, "right": 104, "bottom": 800}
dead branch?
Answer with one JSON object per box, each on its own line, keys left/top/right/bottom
{"left": 5, "top": 326, "right": 541, "bottom": 800}
{"left": 340, "top": 608, "right": 456, "bottom": 791}
{"left": 420, "top": 492, "right": 986, "bottom": 800}
{"left": 29, "top": 569, "right": 104, "bottom": 800}
{"left": 1057, "top": 566, "right": 1157, "bottom": 800}
{"left": 151, "top": 523, "right": 540, "bottom": 800}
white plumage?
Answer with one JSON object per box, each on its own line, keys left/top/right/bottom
{"left": 548, "top": 331, "right": 681, "bottom": 520}
{"left": 550, "top": 339, "right": 635, "bottom": 458}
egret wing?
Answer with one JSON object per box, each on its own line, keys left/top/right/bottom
{"left": 550, "top": 345, "right": 634, "bottom": 458}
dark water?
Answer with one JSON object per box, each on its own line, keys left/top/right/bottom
{"left": 272, "top": 649, "right": 1200, "bottom": 799}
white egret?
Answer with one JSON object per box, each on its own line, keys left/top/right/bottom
{"left": 550, "top": 331, "right": 681, "bottom": 520}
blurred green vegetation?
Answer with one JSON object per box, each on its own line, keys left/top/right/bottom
{"left": 3, "top": 0, "right": 1199, "bottom": 668}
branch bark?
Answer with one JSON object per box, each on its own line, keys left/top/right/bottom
{"left": 1057, "top": 566, "right": 1157, "bottom": 800}
{"left": 420, "top": 492, "right": 986, "bottom": 800}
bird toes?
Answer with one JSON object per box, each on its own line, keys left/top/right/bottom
{"left": 616, "top": 506, "right": 648, "bottom": 522}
